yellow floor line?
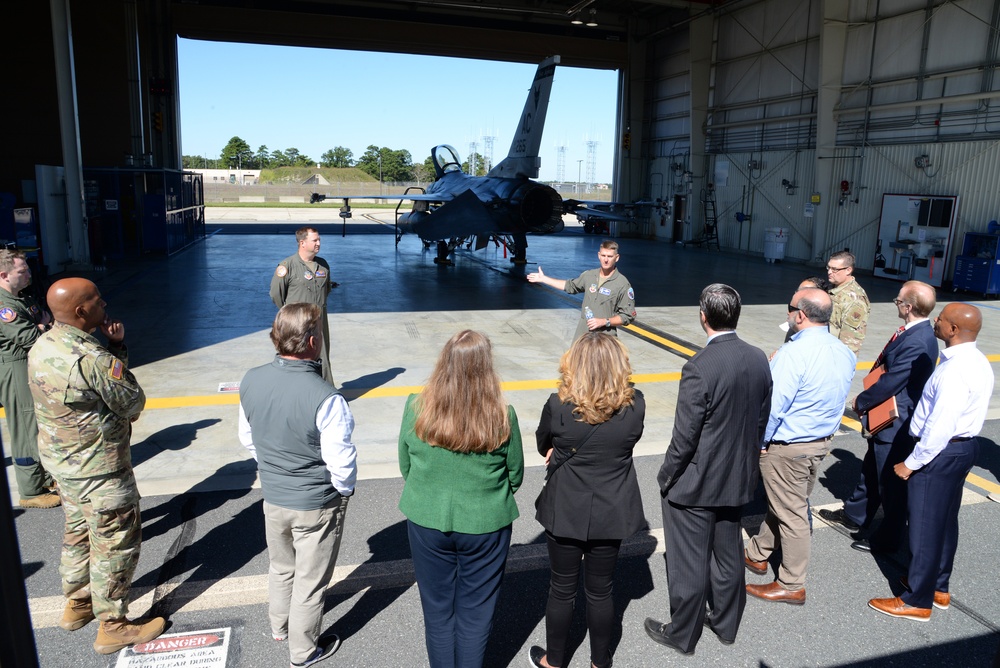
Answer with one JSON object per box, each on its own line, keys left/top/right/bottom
{"left": 841, "top": 415, "right": 862, "bottom": 431}
{"left": 966, "top": 472, "right": 1000, "bottom": 494}
{"left": 3, "top": 355, "right": 996, "bottom": 418}
{"left": 622, "top": 323, "right": 699, "bottom": 357}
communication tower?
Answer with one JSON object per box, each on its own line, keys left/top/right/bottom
{"left": 556, "top": 144, "right": 567, "bottom": 184}
{"left": 482, "top": 132, "right": 496, "bottom": 172}
{"left": 468, "top": 141, "right": 478, "bottom": 175}
{"left": 585, "top": 139, "right": 599, "bottom": 193}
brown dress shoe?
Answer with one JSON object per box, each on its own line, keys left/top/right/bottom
{"left": 746, "top": 581, "right": 806, "bottom": 605}
{"left": 868, "top": 596, "right": 931, "bottom": 621}
{"left": 60, "top": 597, "right": 95, "bottom": 631}
{"left": 744, "top": 550, "right": 768, "bottom": 576}
{"left": 93, "top": 617, "right": 166, "bottom": 654}
{"left": 18, "top": 492, "right": 61, "bottom": 509}
{"left": 899, "top": 576, "right": 950, "bottom": 610}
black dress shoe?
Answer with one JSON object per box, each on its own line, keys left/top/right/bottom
{"left": 644, "top": 618, "right": 694, "bottom": 656}
{"left": 818, "top": 508, "right": 860, "bottom": 531}
{"left": 703, "top": 617, "right": 735, "bottom": 646}
{"left": 527, "top": 645, "right": 546, "bottom": 668}
{"left": 851, "top": 538, "right": 875, "bottom": 553}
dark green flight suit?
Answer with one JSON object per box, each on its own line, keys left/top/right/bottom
{"left": 269, "top": 254, "right": 334, "bottom": 385}
{"left": 0, "top": 286, "right": 53, "bottom": 498}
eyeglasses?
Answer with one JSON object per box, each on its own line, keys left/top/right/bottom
{"left": 826, "top": 265, "right": 849, "bottom": 273}
{"left": 892, "top": 298, "right": 909, "bottom": 307}
{"left": 787, "top": 304, "right": 801, "bottom": 313}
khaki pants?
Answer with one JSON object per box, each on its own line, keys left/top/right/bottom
{"left": 264, "top": 496, "right": 349, "bottom": 665}
{"left": 745, "top": 440, "right": 829, "bottom": 589}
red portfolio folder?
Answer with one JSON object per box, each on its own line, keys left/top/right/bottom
{"left": 862, "top": 366, "right": 898, "bottom": 435}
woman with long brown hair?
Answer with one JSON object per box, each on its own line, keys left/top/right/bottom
{"left": 398, "top": 330, "right": 523, "bottom": 668}
{"left": 530, "top": 332, "right": 646, "bottom": 668}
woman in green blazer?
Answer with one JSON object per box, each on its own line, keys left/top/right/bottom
{"left": 398, "top": 330, "right": 523, "bottom": 668}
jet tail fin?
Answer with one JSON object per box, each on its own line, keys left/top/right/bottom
{"left": 487, "top": 55, "right": 560, "bottom": 180}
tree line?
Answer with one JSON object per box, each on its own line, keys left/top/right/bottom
{"left": 181, "top": 136, "right": 493, "bottom": 181}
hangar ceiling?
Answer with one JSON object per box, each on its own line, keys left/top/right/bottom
{"left": 171, "top": 0, "right": 730, "bottom": 69}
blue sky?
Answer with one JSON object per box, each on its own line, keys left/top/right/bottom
{"left": 177, "top": 39, "right": 619, "bottom": 183}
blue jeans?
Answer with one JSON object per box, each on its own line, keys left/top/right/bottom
{"left": 407, "top": 520, "right": 512, "bottom": 668}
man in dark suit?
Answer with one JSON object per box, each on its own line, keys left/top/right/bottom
{"left": 644, "top": 284, "right": 772, "bottom": 656}
{"left": 819, "top": 281, "right": 938, "bottom": 553}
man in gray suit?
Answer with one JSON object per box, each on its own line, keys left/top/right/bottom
{"left": 645, "top": 284, "right": 773, "bottom": 656}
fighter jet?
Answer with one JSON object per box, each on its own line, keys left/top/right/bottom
{"left": 311, "top": 55, "right": 638, "bottom": 265}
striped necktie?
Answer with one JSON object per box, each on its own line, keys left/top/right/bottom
{"left": 872, "top": 325, "right": 905, "bottom": 370}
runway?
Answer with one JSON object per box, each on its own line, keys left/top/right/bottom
{"left": 8, "top": 209, "right": 1000, "bottom": 666}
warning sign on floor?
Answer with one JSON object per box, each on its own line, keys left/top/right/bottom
{"left": 114, "top": 627, "right": 232, "bottom": 667}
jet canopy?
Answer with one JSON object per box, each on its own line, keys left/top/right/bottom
{"left": 432, "top": 145, "right": 463, "bottom": 178}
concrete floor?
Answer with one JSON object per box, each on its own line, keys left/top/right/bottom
{"left": 8, "top": 209, "right": 1000, "bottom": 667}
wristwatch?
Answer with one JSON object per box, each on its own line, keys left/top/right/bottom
{"left": 605, "top": 318, "right": 611, "bottom": 328}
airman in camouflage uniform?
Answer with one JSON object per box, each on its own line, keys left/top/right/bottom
{"left": 827, "top": 250, "right": 870, "bottom": 354}
{"left": 0, "top": 249, "right": 58, "bottom": 507}
{"left": 270, "top": 226, "right": 336, "bottom": 385}
{"left": 28, "top": 277, "right": 164, "bottom": 654}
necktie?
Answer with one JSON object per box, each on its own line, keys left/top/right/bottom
{"left": 872, "top": 325, "right": 905, "bottom": 370}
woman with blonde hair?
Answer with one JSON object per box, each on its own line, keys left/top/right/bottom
{"left": 529, "top": 332, "right": 646, "bottom": 668}
{"left": 398, "top": 330, "right": 523, "bottom": 668}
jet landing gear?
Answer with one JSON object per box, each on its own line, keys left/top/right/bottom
{"left": 433, "top": 239, "right": 461, "bottom": 265}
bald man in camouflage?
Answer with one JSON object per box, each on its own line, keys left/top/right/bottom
{"left": 28, "top": 277, "right": 164, "bottom": 654}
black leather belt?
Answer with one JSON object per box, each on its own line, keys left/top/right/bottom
{"left": 768, "top": 435, "right": 834, "bottom": 446}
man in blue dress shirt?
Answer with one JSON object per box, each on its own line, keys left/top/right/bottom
{"left": 744, "top": 287, "right": 856, "bottom": 605}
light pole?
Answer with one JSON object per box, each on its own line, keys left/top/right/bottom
{"left": 378, "top": 155, "right": 383, "bottom": 197}
{"left": 576, "top": 160, "right": 583, "bottom": 194}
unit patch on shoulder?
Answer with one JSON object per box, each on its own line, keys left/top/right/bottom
{"left": 0, "top": 307, "right": 16, "bottom": 323}
{"left": 29, "top": 305, "right": 39, "bottom": 315}
{"left": 275, "top": 265, "right": 288, "bottom": 277}
{"left": 109, "top": 359, "right": 124, "bottom": 380}
{"left": 627, "top": 288, "right": 634, "bottom": 300}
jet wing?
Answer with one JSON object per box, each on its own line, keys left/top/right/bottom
{"left": 310, "top": 193, "right": 454, "bottom": 204}
{"left": 565, "top": 199, "right": 647, "bottom": 222}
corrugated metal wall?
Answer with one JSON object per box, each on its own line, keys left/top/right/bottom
{"left": 639, "top": 0, "right": 1000, "bottom": 282}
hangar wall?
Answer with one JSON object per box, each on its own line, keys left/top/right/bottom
{"left": 640, "top": 0, "right": 1000, "bottom": 278}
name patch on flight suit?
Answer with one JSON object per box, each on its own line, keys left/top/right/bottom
{"left": 109, "top": 359, "right": 124, "bottom": 380}
{"left": 0, "top": 308, "right": 16, "bottom": 323}
{"left": 599, "top": 287, "right": 612, "bottom": 296}
{"left": 275, "top": 265, "right": 288, "bottom": 277}
{"left": 316, "top": 269, "right": 327, "bottom": 278}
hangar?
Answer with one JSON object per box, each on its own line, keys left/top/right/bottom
{"left": 3, "top": 3, "right": 1000, "bottom": 667}
{"left": 7, "top": 0, "right": 1000, "bottom": 286}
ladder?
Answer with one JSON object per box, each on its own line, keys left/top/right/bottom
{"left": 700, "top": 188, "right": 720, "bottom": 250}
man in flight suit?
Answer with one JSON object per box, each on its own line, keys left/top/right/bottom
{"left": 526, "top": 240, "right": 636, "bottom": 341}
{"left": 270, "top": 226, "right": 335, "bottom": 384}
{"left": 0, "top": 249, "right": 58, "bottom": 508}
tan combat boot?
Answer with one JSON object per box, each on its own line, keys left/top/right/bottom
{"left": 18, "top": 492, "right": 61, "bottom": 509}
{"left": 93, "top": 617, "right": 166, "bottom": 655}
{"left": 59, "top": 597, "right": 95, "bottom": 631}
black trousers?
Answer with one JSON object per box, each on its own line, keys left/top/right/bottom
{"left": 663, "top": 500, "right": 745, "bottom": 652}
{"left": 543, "top": 532, "right": 622, "bottom": 668}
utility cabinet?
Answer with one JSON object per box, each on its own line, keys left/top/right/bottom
{"left": 953, "top": 233, "right": 1000, "bottom": 297}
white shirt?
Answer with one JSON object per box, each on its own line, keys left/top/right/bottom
{"left": 238, "top": 393, "right": 358, "bottom": 495}
{"left": 907, "top": 341, "right": 994, "bottom": 470}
